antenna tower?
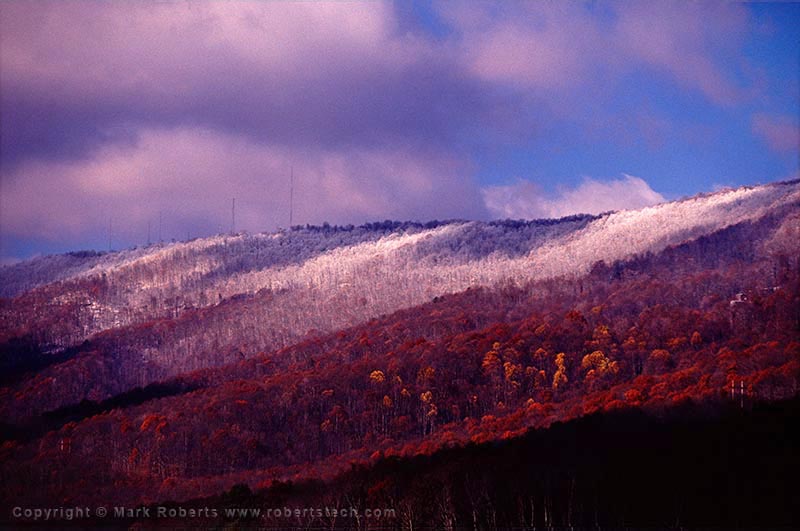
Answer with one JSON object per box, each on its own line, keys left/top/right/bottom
{"left": 231, "top": 197, "right": 236, "bottom": 233}
{"left": 289, "top": 166, "right": 294, "bottom": 228}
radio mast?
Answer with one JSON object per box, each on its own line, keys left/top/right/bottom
{"left": 289, "top": 166, "right": 294, "bottom": 228}
{"left": 231, "top": 197, "right": 236, "bottom": 233}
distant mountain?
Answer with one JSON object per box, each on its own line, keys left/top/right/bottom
{"left": 1, "top": 180, "right": 798, "bottom": 519}
{"left": 2, "top": 180, "right": 796, "bottom": 357}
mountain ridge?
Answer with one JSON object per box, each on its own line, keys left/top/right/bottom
{"left": 3, "top": 179, "right": 797, "bottom": 298}
{"left": 2, "top": 180, "right": 797, "bottom": 352}
{"left": 1, "top": 178, "right": 798, "bottom": 514}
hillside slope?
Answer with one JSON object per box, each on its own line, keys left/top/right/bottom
{"left": 1, "top": 182, "right": 798, "bottom": 509}
{"left": 1, "top": 183, "right": 797, "bottom": 414}
{"left": 2, "top": 181, "right": 797, "bottom": 353}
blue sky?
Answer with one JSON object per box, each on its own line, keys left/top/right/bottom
{"left": 1, "top": 0, "right": 798, "bottom": 261}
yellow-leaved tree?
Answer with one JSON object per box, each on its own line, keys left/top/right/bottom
{"left": 553, "top": 353, "right": 568, "bottom": 390}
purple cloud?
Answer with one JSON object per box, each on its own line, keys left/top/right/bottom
{"left": 1, "top": 127, "right": 487, "bottom": 245}
{"left": 0, "top": 0, "right": 787, "bottom": 258}
{"left": 0, "top": 1, "right": 507, "bottom": 169}
{"left": 613, "top": 1, "right": 748, "bottom": 106}
{"left": 441, "top": 1, "right": 749, "bottom": 105}
{"left": 752, "top": 113, "right": 800, "bottom": 154}
{"left": 0, "top": 1, "right": 499, "bottom": 251}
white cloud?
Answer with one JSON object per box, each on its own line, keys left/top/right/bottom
{"left": 482, "top": 175, "right": 665, "bottom": 220}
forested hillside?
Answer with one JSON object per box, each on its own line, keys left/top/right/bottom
{"left": 120, "top": 398, "right": 800, "bottom": 529}
{"left": 1, "top": 181, "right": 798, "bottom": 524}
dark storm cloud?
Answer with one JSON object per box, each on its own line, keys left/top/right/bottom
{"left": 0, "top": 1, "right": 514, "bottom": 173}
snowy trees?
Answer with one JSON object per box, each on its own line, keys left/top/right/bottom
{"left": 6, "top": 180, "right": 799, "bottom": 358}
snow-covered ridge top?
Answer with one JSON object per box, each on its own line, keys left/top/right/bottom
{"left": 1, "top": 179, "right": 797, "bottom": 300}
{"left": 0, "top": 222, "right": 463, "bottom": 298}
{"left": 0, "top": 214, "right": 594, "bottom": 298}
{"left": 1, "top": 178, "right": 797, "bottom": 360}
{"left": 520, "top": 179, "right": 800, "bottom": 279}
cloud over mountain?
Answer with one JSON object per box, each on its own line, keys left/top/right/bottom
{"left": 482, "top": 175, "right": 665, "bottom": 219}
{"left": 2, "top": 127, "right": 487, "bottom": 244}
{"left": 1, "top": 0, "right": 796, "bottom": 259}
